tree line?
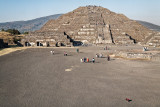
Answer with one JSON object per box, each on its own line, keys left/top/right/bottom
{"left": 1, "top": 28, "right": 29, "bottom": 35}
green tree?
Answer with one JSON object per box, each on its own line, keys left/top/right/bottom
{"left": 24, "top": 32, "right": 29, "bottom": 34}
{"left": 1, "top": 28, "right": 5, "bottom": 31}
{"left": 5, "top": 29, "right": 21, "bottom": 35}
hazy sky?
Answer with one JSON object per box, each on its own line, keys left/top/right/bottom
{"left": 0, "top": 0, "right": 160, "bottom": 25}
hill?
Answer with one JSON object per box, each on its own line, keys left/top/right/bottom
{"left": 0, "top": 13, "right": 160, "bottom": 33}
{"left": 137, "top": 20, "right": 160, "bottom": 32}
{"left": 0, "top": 14, "right": 62, "bottom": 33}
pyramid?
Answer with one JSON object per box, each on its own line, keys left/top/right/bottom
{"left": 22, "top": 6, "right": 154, "bottom": 47}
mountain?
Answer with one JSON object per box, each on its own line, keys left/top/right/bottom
{"left": 0, "top": 13, "right": 160, "bottom": 34}
{"left": 137, "top": 20, "right": 160, "bottom": 32}
{"left": 0, "top": 14, "right": 62, "bottom": 33}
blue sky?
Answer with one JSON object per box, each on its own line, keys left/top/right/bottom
{"left": 0, "top": 0, "right": 160, "bottom": 25}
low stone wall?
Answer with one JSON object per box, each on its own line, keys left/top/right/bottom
{"left": 151, "top": 53, "right": 160, "bottom": 62}
{"left": 116, "top": 51, "right": 153, "bottom": 60}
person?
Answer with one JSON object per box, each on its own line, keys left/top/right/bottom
{"left": 52, "top": 50, "right": 54, "bottom": 55}
{"left": 92, "top": 58, "right": 95, "bottom": 63}
{"left": 106, "top": 46, "right": 107, "bottom": 50}
{"left": 145, "top": 47, "right": 148, "bottom": 51}
{"left": 50, "top": 51, "right": 53, "bottom": 55}
{"left": 76, "top": 48, "right": 79, "bottom": 53}
{"left": 143, "top": 47, "right": 145, "bottom": 51}
{"left": 143, "top": 47, "right": 148, "bottom": 51}
{"left": 100, "top": 53, "right": 103, "bottom": 58}
{"left": 96, "top": 54, "right": 99, "bottom": 58}
{"left": 107, "top": 55, "right": 110, "bottom": 61}
{"left": 101, "top": 53, "right": 103, "bottom": 58}
{"left": 64, "top": 52, "right": 67, "bottom": 56}
{"left": 84, "top": 57, "right": 86, "bottom": 62}
{"left": 80, "top": 58, "right": 83, "bottom": 63}
{"left": 87, "top": 57, "right": 89, "bottom": 62}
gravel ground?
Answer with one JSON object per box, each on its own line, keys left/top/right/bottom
{"left": 0, "top": 46, "right": 160, "bottom": 107}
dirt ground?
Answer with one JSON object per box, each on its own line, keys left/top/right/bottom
{"left": 0, "top": 46, "right": 160, "bottom": 107}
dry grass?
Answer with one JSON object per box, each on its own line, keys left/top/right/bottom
{"left": 0, "top": 47, "right": 27, "bottom": 56}
{"left": 0, "top": 46, "right": 76, "bottom": 56}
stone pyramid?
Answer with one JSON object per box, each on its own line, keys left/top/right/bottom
{"left": 22, "top": 6, "right": 154, "bottom": 47}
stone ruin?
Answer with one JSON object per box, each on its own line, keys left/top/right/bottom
{"left": 21, "top": 6, "right": 160, "bottom": 47}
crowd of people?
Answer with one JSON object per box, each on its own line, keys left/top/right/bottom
{"left": 50, "top": 46, "right": 111, "bottom": 64}
{"left": 96, "top": 53, "right": 110, "bottom": 61}
{"left": 80, "top": 57, "right": 95, "bottom": 63}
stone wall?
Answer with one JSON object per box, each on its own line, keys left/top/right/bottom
{"left": 21, "top": 32, "right": 73, "bottom": 47}
{"left": 116, "top": 51, "right": 154, "bottom": 60}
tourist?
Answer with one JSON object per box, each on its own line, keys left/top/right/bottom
{"left": 87, "top": 57, "right": 89, "bottom": 62}
{"left": 143, "top": 47, "right": 145, "bottom": 51}
{"left": 96, "top": 54, "right": 99, "bottom": 58}
{"left": 107, "top": 55, "right": 110, "bottom": 61}
{"left": 80, "top": 58, "right": 83, "bottom": 63}
{"left": 100, "top": 53, "right": 103, "bottom": 58}
{"left": 50, "top": 51, "right": 53, "bottom": 55}
{"left": 106, "top": 46, "right": 107, "bottom": 50}
{"left": 64, "top": 52, "right": 67, "bottom": 56}
{"left": 143, "top": 47, "right": 147, "bottom": 51}
{"left": 92, "top": 58, "right": 95, "bottom": 63}
{"left": 76, "top": 48, "right": 79, "bottom": 53}
{"left": 84, "top": 57, "right": 86, "bottom": 62}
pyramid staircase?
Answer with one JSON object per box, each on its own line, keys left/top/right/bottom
{"left": 146, "top": 32, "right": 160, "bottom": 47}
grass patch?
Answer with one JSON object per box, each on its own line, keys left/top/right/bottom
{"left": 0, "top": 47, "right": 27, "bottom": 56}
